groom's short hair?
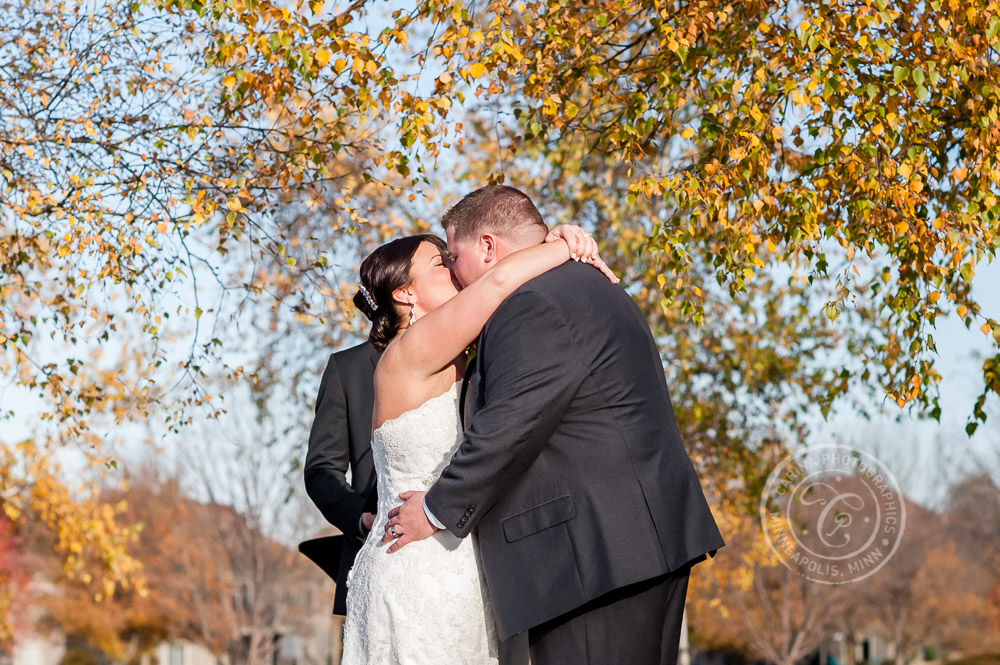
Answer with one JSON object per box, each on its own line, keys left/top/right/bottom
{"left": 441, "top": 185, "right": 547, "bottom": 246}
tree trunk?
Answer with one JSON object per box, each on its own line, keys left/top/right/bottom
{"left": 679, "top": 609, "right": 691, "bottom": 665}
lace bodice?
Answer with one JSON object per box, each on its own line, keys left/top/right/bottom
{"left": 342, "top": 379, "right": 498, "bottom": 665}
{"left": 371, "top": 381, "right": 463, "bottom": 514}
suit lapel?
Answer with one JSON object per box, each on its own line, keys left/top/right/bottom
{"left": 459, "top": 373, "right": 472, "bottom": 427}
{"left": 459, "top": 336, "right": 482, "bottom": 427}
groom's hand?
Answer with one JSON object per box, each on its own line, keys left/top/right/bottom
{"left": 382, "top": 491, "right": 438, "bottom": 553}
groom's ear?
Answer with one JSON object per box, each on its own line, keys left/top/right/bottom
{"left": 480, "top": 233, "right": 499, "bottom": 264}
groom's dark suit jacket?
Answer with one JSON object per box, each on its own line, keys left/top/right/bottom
{"left": 425, "top": 261, "right": 725, "bottom": 641}
{"left": 304, "top": 340, "right": 380, "bottom": 615}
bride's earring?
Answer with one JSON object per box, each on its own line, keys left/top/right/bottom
{"left": 409, "top": 305, "right": 416, "bottom": 326}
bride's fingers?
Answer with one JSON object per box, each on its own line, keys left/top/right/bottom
{"left": 592, "top": 256, "right": 620, "bottom": 284}
{"left": 550, "top": 226, "right": 585, "bottom": 259}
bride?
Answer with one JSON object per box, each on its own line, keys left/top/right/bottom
{"left": 341, "top": 226, "right": 616, "bottom": 664}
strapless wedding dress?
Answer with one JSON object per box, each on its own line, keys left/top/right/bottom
{"left": 342, "top": 381, "right": 498, "bottom": 665}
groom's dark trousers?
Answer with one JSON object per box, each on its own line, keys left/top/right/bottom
{"left": 427, "top": 261, "right": 725, "bottom": 665}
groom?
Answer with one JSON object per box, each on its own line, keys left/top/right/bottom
{"left": 384, "top": 185, "right": 724, "bottom": 664}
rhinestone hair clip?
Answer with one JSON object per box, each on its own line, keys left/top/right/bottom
{"left": 358, "top": 282, "right": 378, "bottom": 312}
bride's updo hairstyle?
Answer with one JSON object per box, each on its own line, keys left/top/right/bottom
{"left": 354, "top": 234, "right": 449, "bottom": 351}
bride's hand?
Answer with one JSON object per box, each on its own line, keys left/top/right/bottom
{"left": 545, "top": 225, "right": 620, "bottom": 285}
{"left": 545, "top": 224, "right": 598, "bottom": 261}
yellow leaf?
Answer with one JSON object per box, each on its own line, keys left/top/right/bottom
{"left": 929, "top": 291, "right": 941, "bottom": 303}
{"left": 222, "top": 75, "right": 236, "bottom": 90}
{"left": 156, "top": 223, "right": 167, "bottom": 233}
{"left": 469, "top": 63, "right": 487, "bottom": 78}
{"left": 897, "top": 163, "right": 912, "bottom": 178}
{"left": 333, "top": 58, "right": 347, "bottom": 74}
{"left": 316, "top": 49, "right": 331, "bottom": 67}
{"left": 24, "top": 146, "right": 34, "bottom": 158}
{"left": 980, "top": 323, "right": 991, "bottom": 335}
{"left": 951, "top": 167, "right": 968, "bottom": 182}
{"left": 227, "top": 198, "right": 242, "bottom": 211}
{"left": 680, "top": 127, "right": 695, "bottom": 140}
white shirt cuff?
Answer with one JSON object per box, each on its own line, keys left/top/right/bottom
{"left": 423, "top": 498, "right": 446, "bottom": 530}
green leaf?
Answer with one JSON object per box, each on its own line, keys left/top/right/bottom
{"left": 988, "top": 17, "right": 1000, "bottom": 41}
{"left": 912, "top": 69, "right": 925, "bottom": 86}
{"left": 916, "top": 84, "right": 929, "bottom": 101}
{"left": 596, "top": 13, "right": 607, "bottom": 28}
{"left": 893, "top": 65, "right": 908, "bottom": 84}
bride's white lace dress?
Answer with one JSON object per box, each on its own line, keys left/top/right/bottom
{"left": 342, "top": 381, "right": 498, "bottom": 665}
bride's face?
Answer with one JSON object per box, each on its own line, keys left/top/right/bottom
{"left": 406, "top": 241, "right": 460, "bottom": 315}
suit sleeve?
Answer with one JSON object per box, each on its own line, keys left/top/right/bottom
{"left": 304, "top": 354, "right": 367, "bottom": 540}
{"left": 425, "top": 290, "right": 588, "bottom": 538}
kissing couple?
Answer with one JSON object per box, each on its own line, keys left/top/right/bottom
{"left": 340, "top": 185, "right": 724, "bottom": 665}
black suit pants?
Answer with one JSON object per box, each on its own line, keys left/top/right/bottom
{"left": 527, "top": 565, "right": 691, "bottom": 665}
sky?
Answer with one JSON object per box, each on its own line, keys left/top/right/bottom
{"left": 815, "top": 258, "right": 1000, "bottom": 507}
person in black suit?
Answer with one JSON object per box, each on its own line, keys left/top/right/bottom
{"left": 384, "top": 185, "right": 725, "bottom": 665}
{"left": 303, "top": 339, "right": 379, "bottom": 615}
